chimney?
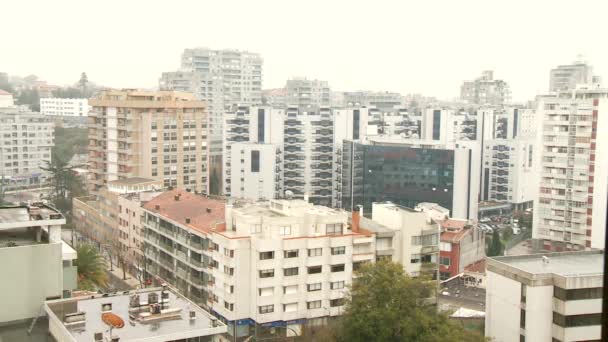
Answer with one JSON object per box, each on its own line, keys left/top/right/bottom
{"left": 206, "top": 208, "right": 212, "bottom": 213}
{"left": 352, "top": 205, "right": 362, "bottom": 233}
{"left": 174, "top": 194, "right": 180, "bottom": 201}
{"left": 155, "top": 204, "right": 160, "bottom": 210}
{"left": 185, "top": 217, "right": 191, "bottom": 224}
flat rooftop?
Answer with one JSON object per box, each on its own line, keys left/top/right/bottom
{"left": 0, "top": 204, "right": 65, "bottom": 230}
{"left": 45, "top": 287, "right": 226, "bottom": 342}
{"left": 490, "top": 251, "right": 604, "bottom": 277}
{"left": 109, "top": 177, "right": 160, "bottom": 186}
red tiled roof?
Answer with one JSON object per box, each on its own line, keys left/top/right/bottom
{"left": 440, "top": 219, "right": 468, "bottom": 230}
{"left": 142, "top": 189, "right": 225, "bottom": 234}
{"left": 464, "top": 259, "right": 486, "bottom": 274}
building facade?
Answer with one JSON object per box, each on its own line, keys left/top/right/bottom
{"left": 549, "top": 61, "right": 595, "bottom": 92}
{"left": 439, "top": 219, "right": 485, "bottom": 280}
{"left": 0, "top": 204, "right": 76, "bottom": 323}
{"left": 485, "top": 251, "right": 603, "bottom": 342}
{"left": 341, "top": 138, "right": 480, "bottom": 220}
{"left": 285, "top": 78, "right": 330, "bottom": 108}
{"left": 40, "top": 98, "right": 89, "bottom": 117}
{"left": 142, "top": 190, "right": 375, "bottom": 339}
{"left": 460, "top": 70, "right": 511, "bottom": 105}
{"left": 0, "top": 107, "right": 54, "bottom": 188}
{"left": 87, "top": 90, "right": 208, "bottom": 194}
{"left": 0, "top": 89, "right": 14, "bottom": 107}
{"left": 159, "top": 48, "right": 263, "bottom": 195}
{"left": 532, "top": 88, "right": 608, "bottom": 250}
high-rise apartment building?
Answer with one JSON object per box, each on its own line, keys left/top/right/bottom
{"left": 485, "top": 251, "right": 603, "bottom": 342}
{"left": 0, "top": 107, "right": 54, "bottom": 188}
{"left": 341, "top": 91, "right": 404, "bottom": 111}
{"left": 341, "top": 138, "right": 480, "bottom": 220}
{"left": 40, "top": 98, "right": 89, "bottom": 117}
{"left": 460, "top": 70, "right": 511, "bottom": 105}
{"left": 532, "top": 87, "right": 608, "bottom": 251}
{"left": 365, "top": 107, "right": 420, "bottom": 137}
{"left": 421, "top": 108, "right": 478, "bottom": 143}
{"left": 160, "top": 48, "right": 263, "bottom": 194}
{"left": 549, "top": 61, "right": 595, "bottom": 92}
{"left": 87, "top": 90, "right": 208, "bottom": 194}
{"left": 285, "top": 78, "right": 330, "bottom": 108}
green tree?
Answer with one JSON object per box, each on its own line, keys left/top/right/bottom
{"left": 487, "top": 229, "right": 503, "bottom": 257}
{"left": 41, "top": 152, "right": 87, "bottom": 215}
{"left": 74, "top": 244, "right": 108, "bottom": 290}
{"left": 334, "top": 260, "right": 486, "bottom": 342}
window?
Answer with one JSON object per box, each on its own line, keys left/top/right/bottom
{"left": 224, "top": 248, "right": 234, "bottom": 257}
{"left": 412, "top": 233, "right": 438, "bottom": 246}
{"left": 552, "top": 312, "right": 602, "bottom": 327}
{"left": 553, "top": 286, "right": 602, "bottom": 300}
{"left": 331, "top": 281, "right": 345, "bottom": 290}
{"left": 410, "top": 253, "right": 421, "bottom": 264}
{"left": 279, "top": 226, "right": 292, "bottom": 236}
{"left": 223, "top": 266, "right": 234, "bottom": 276}
{"left": 251, "top": 224, "right": 262, "bottom": 234}
{"left": 439, "top": 257, "right": 451, "bottom": 266}
{"left": 521, "top": 284, "right": 526, "bottom": 303}
{"left": 284, "top": 249, "right": 298, "bottom": 258}
{"left": 439, "top": 242, "right": 452, "bottom": 252}
{"left": 308, "top": 248, "right": 322, "bottom": 257}
{"left": 331, "top": 246, "right": 345, "bottom": 255}
{"left": 284, "top": 267, "right": 299, "bottom": 276}
{"left": 520, "top": 309, "right": 525, "bottom": 328}
{"left": 259, "top": 251, "right": 274, "bottom": 260}
{"left": 307, "top": 283, "right": 322, "bottom": 292}
{"left": 259, "top": 305, "right": 274, "bottom": 314}
{"left": 440, "top": 272, "right": 451, "bottom": 281}
{"left": 251, "top": 150, "right": 260, "bottom": 172}
{"left": 308, "top": 266, "right": 322, "bottom": 274}
{"left": 259, "top": 269, "right": 274, "bottom": 278}
{"left": 284, "top": 285, "right": 297, "bottom": 294}
{"left": 326, "top": 223, "right": 342, "bottom": 235}
{"left": 259, "top": 287, "right": 274, "bottom": 297}
{"left": 330, "top": 298, "right": 344, "bottom": 307}
{"left": 331, "top": 264, "right": 345, "bottom": 272}
{"left": 224, "top": 301, "right": 234, "bottom": 311}
{"left": 307, "top": 300, "right": 322, "bottom": 309}
{"left": 283, "top": 303, "right": 297, "bottom": 313}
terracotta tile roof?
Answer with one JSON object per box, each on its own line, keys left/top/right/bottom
{"left": 142, "top": 189, "right": 225, "bottom": 234}
{"left": 441, "top": 227, "right": 471, "bottom": 243}
{"left": 464, "top": 259, "right": 486, "bottom": 274}
{"left": 440, "top": 219, "right": 468, "bottom": 230}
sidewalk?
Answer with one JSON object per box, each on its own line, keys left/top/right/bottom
{"left": 106, "top": 263, "right": 141, "bottom": 289}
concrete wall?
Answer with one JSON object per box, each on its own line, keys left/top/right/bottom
{"left": 485, "top": 271, "right": 521, "bottom": 342}
{"left": 0, "top": 243, "right": 63, "bottom": 322}
{"left": 525, "top": 285, "right": 553, "bottom": 342}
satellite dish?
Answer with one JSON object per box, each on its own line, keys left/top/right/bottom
{"left": 285, "top": 190, "right": 294, "bottom": 199}
{"left": 102, "top": 312, "right": 125, "bottom": 329}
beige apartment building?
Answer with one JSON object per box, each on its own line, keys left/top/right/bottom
{"left": 88, "top": 90, "right": 208, "bottom": 194}
{"left": 73, "top": 177, "right": 162, "bottom": 279}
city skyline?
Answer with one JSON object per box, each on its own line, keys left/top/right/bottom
{"left": 2, "top": 0, "right": 607, "bottom": 102}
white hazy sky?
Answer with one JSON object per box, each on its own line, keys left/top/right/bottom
{"left": 2, "top": 0, "right": 607, "bottom": 102}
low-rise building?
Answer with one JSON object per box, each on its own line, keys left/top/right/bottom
{"left": 439, "top": 219, "right": 485, "bottom": 280}
{"left": 485, "top": 251, "right": 603, "bottom": 342}
{"left": 0, "top": 204, "right": 76, "bottom": 324}
{"left": 0, "top": 89, "right": 14, "bottom": 107}
{"left": 142, "top": 190, "right": 375, "bottom": 339}
{"left": 45, "top": 286, "right": 227, "bottom": 342}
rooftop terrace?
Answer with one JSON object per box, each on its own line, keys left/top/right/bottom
{"left": 490, "top": 250, "right": 604, "bottom": 277}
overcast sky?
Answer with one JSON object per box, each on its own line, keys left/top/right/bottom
{"left": 3, "top": 0, "right": 607, "bottom": 102}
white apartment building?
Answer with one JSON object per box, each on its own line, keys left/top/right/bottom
{"left": 0, "top": 204, "right": 76, "bottom": 323}
{"left": 228, "top": 142, "right": 282, "bottom": 201}
{"left": 366, "top": 107, "right": 421, "bottom": 138}
{"left": 485, "top": 251, "right": 603, "bottom": 342}
{"left": 0, "top": 89, "right": 14, "bottom": 107}
{"left": 40, "top": 98, "right": 89, "bottom": 117}
{"left": 285, "top": 78, "right": 330, "bottom": 108}
{"left": 0, "top": 108, "right": 54, "bottom": 187}
{"left": 460, "top": 70, "right": 511, "bottom": 105}
{"left": 160, "top": 48, "right": 264, "bottom": 194}
{"left": 549, "top": 61, "right": 595, "bottom": 92}
{"left": 421, "top": 108, "right": 478, "bottom": 143}
{"left": 481, "top": 138, "right": 537, "bottom": 209}
{"left": 341, "top": 91, "right": 404, "bottom": 111}
{"left": 532, "top": 87, "right": 608, "bottom": 251}
{"left": 361, "top": 202, "right": 440, "bottom": 279}
{"left": 142, "top": 190, "right": 375, "bottom": 339}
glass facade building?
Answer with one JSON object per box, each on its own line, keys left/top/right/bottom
{"left": 341, "top": 140, "right": 455, "bottom": 215}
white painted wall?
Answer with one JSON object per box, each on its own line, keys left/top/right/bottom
{"left": 485, "top": 271, "right": 522, "bottom": 342}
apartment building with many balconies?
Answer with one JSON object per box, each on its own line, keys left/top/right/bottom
{"left": 87, "top": 90, "right": 208, "bottom": 194}
{"left": 532, "top": 87, "right": 608, "bottom": 251}
{"left": 0, "top": 107, "right": 54, "bottom": 188}
{"left": 485, "top": 251, "right": 603, "bottom": 342}
{"left": 160, "top": 48, "right": 263, "bottom": 195}
{"left": 141, "top": 190, "right": 376, "bottom": 340}
{"left": 40, "top": 98, "right": 89, "bottom": 117}
{"left": 460, "top": 70, "right": 511, "bottom": 105}
{"left": 285, "top": 78, "right": 330, "bottom": 108}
